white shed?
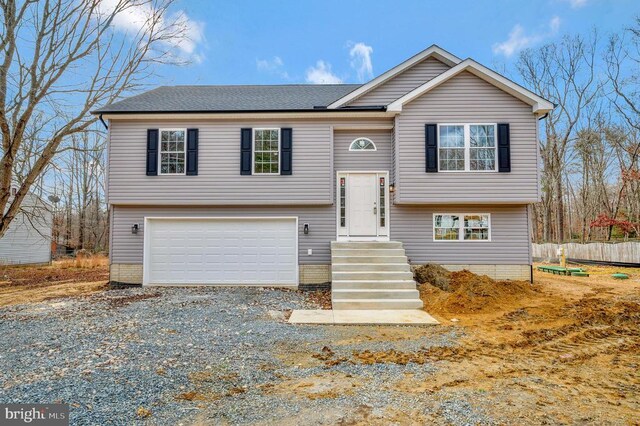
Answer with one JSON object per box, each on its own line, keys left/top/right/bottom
{"left": 0, "top": 192, "right": 52, "bottom": 265}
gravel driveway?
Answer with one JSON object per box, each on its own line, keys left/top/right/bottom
{"left": 0, "top": 287, "right": 486, "bottom": 425}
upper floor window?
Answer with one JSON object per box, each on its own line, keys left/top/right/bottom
{"left": 349, "top": 137, "right": 376, "bottom": 151}
{"left": 438, "top": 124, "right": 497, "bottom": 172}
{"left": 254, "top": 128, "right": 280, "bottom": 174}
{"left": 160, "top": 129, "right": 186, "bottom": 175}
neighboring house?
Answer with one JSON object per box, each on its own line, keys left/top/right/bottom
{"left": 0, "top": 188, "right": 53, "bottom": 265}
{"left": 94, "top": 45, "right": 553, "bottom": 308}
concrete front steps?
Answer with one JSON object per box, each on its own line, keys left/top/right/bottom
{"left": 331, "top": 241, "right": 423, "bottom": 310}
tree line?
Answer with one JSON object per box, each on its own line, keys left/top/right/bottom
{"left": 518, "top": 21, "right": 640, "bottom": 243}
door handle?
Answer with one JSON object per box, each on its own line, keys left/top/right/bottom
{"left": 373, "top": 206, "right": 377, "bottom": 214}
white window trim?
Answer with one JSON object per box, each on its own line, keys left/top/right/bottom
{"left": 252, "top": 128, "right": 281, "bottom": 175}
{"left": 158, "top": 128, "right": 187, "bottom": 176}
{"left": 432, "top": 213, "right": 492, "bottom": 242}
{"left": 437, "top": 123, "right": 498, "bottom": 173}
{"left": 349, "top": 137, "right": 377, "bottom": 151}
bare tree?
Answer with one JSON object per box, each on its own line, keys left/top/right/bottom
{"left": 517, "top": 33, "right": 602, "bottom": 242}
{"left": 606, "top": 17, "right": 640, "bottom": 132}
{"left": 598, "top": 18, "right": 640, "bottom": 240}
{"left": 0, "top": 0, "right": 190, "bottom": 239}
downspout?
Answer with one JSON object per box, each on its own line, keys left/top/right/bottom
{"left": 533, "top": 110, "right": 549, "bottom": 283}
{"left": 99, "top": 114, "right": 108, "bottom": 130}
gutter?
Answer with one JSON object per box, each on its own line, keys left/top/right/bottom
{"left": 90, "top": 106, "right": 387, "bottom": 115}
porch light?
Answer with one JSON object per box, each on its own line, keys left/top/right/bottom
{"left": 303, "top": 223, "right": 309, "bottom": 234}
{"left": 389, "top": 183, "right": 396, "bottom": 193}
{"left": 131, "top": 223, "right": 139, "bottom": 234}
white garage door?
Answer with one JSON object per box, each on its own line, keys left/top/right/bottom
{"left": 143, "top": 217, "right": 298, "bottom": 285}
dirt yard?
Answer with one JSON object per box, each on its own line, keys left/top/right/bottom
{"left": 412, "top": 262, "right": 640, "bottom": 424}
{"left": 0, "top": 255, "right": 109, "bottom": 306}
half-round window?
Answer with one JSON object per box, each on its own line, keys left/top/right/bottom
{"left": 349, "top": 137, "right": 377, "bottom": 151}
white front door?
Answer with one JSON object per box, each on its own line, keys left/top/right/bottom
{"left": 347, "top": 173, "right": 378, "bottom": 236}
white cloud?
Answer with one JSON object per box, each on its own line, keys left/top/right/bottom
{"left": 100, "top": 0, "right": 206, "bottom": 63}
{"left": 256, "top": 56, "right": 289, "bottom": 79}
{"left": 349, "top": 42, "right": 373, "bottom": 82}
{"left": 492, "top": 16, "right": 561, "bottom": 57}
{"left": 549, "top": 15, "right": 561, "bottom": 33}
{"left": 257, "top": 56, "right": 283, "bottom": 71}
{"left": 561, "top": 0, "right": 588, "bottom": 8}
{"left": 305, "top": 61, "right": 342, "bottom": 84}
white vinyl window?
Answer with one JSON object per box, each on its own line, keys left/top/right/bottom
{"left": 253, "top": 128, "right": 280, "bottom": 174}
{"left": 434, "top": 213, "right": 491, "bottom": 241}
{"left": 159, "top": 129, "right": 186, "bottom": 175}
{"left": 349, "top": 137, "right": 377, "bottom": 151}
{"left": 438, "top": 124, "right": 497, "bottom": 172}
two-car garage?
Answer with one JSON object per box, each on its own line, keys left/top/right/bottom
{"left": 142, "top": 217, "right": 298, "bottom": 286}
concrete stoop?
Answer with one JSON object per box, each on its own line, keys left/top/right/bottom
{"left": 331, "top": 241, "right": 424, "bottom": 310}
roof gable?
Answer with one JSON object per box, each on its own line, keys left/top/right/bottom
{"left": 387, "top": 59, "right": 554, "bottom": 114}
{"left": 347, "top": 57, "right": 452, "bottom": 107}
{"left": 327, "top": 45, "right": 461, "bottom": 109}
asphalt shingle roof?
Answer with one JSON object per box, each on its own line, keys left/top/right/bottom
{"left": 93, "top": 84, "right": 364, "bottom": 113}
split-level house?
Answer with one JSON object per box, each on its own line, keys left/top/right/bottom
{"left": 94, "top": 45, "right": 553, "bottom": 309}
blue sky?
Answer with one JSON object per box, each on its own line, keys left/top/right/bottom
{"left": 142, "top": 0, "right": 638, "bottom": 86}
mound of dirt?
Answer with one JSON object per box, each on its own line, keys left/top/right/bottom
{"left": 413, "top": 264, "right": 452, "bottom": 291}
{"left": 419, "top": 268, "right": 536, "bottom": 314}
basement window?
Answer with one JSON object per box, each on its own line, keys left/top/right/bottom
{"left": 434, "top": 213, "right": 491, "bottom": 241}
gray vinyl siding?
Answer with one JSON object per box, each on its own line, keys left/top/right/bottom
{"left": 395, "top": 71, "right": 539, "bottom": 204}
{"left": 112, "top": 204, "right": 530, "bottom": 267}
{"left": 390, "top": 204, "right": 531, "bottom": 265}
{"left": 111, "top": 205, "right": 335, "bottom": 265}
{"left": 109, "top": 120, "right": 332, "bottom": 205}
{"left": 333, "top": 130, "right": 392, "bottom": 172}
{"left": 349, "top": 58, "right": 451, "bottom": 106}
{"left": 108, "top": 119, "right": 395, "bottom": 206}
{"left": 0, "top": 195, "right": 52, "bottom": 265}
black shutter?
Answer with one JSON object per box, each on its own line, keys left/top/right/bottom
{"left": 425, "top": 123, "right": 438, "bottom": 173}
{"left": 497, "top": 123, "right": 511, "bottom": 172}
{"left": 146, "top": 129, "right": 159, "bottom": 176}
{"left": 186, "top": 128, "right": 199, "bottom": 176}
{"left": 280, "top": 128, "right": 292, "bottom": 175}
{"left": 241, "top": 128, "right": 252, "bottom": 175}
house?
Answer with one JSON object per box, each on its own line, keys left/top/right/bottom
{"left": 0, "top": 188, "right": 53, "bottom": 265}
{"left": 94, "top": 45, "right": 553, "bottom": 309}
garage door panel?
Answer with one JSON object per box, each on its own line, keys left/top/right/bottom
{"left": 145, "top": 218, "right": 297, "bottom": 285}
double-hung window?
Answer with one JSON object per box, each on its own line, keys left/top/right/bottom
{"left": 438, "top": 124, "right": 497, "bottom": 172}
{"left": 434, "top": 213, "right": 491, "bottom": 241}
{"left": 160, "top": 129, "right": 186, "bottom": 175}
{"left": 253, "top": 128, "right": 280, "bottom": 174}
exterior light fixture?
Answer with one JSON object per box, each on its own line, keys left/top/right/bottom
{"left": 389, "top": 183, "right": 396, "bottom": 193}
{"left": 131, "top": 223, "right": 139, "bottom": 234}
{"left": 303, "top": 223, "right": 309, "bottom": 234}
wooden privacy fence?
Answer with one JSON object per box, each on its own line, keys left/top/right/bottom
{"left": 532, "top": 242, "right": 640, "bottom": 264}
